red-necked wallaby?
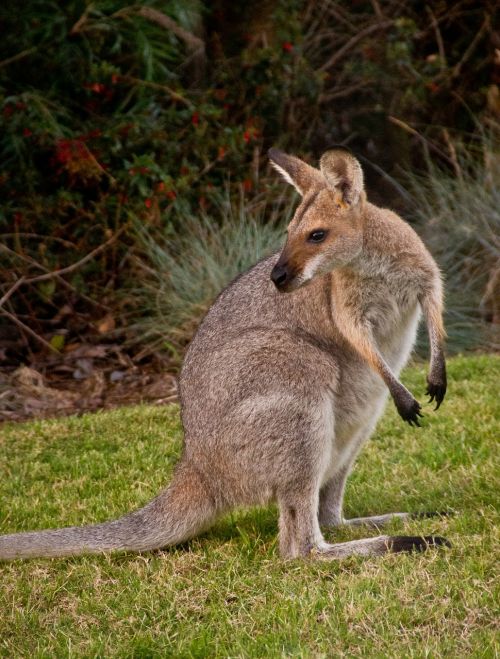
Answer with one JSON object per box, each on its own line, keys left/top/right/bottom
{"left": 0, "top": 147, "right": 449, "bottom": 561}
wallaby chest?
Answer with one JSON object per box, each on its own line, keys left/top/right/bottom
{"left": 325, "top": 269, "right": 422, "bottom": 477}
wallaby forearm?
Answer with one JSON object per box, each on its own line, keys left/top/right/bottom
{"left": 419, "top": 283, "right": 447, "bottom": 408}
{"left": 334, "top": 312, "right": 423, "bottom": 425}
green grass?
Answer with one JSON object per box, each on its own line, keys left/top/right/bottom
{"left": 0, "top": 354, "right": 498, "bottom": 657}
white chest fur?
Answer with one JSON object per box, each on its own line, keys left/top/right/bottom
{"left": 322, "top": 300, "right": 421, "bottom": 485}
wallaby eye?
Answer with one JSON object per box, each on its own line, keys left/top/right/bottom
{"left": 307, "top": 229, "right": 327, "bottom": 243}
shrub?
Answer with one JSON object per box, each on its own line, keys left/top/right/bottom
{"left": 409, "top": 126, "right": 500, "bottom": 353}
{"left": 131, "top": 191, "right": 295, "bottom": 361}
{"left": 136, "top": 127, "right": 500, "bottom": 362}
{"left": 0, "top": 0, "right": 495, "bottom": 359}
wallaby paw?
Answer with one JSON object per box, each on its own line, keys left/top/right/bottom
{"left": 388, "top": 535, "right": 451, "bottom": 553}
{"left": 395, "top": 394, "right": 423, "bottom": 427}
{"left": 426, "top": 379, "right": 447, "bottom": 410}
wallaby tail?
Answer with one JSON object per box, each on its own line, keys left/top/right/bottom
{"left": 0, "top": 462, "right": 216, "bottom": 560}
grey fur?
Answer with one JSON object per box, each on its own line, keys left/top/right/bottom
{"left": 0, "top": 149, "right": 449, "bottom": 561}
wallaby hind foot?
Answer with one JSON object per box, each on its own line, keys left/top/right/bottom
{"left": 278, "top": 488, "right": 450, "bottom": 561}
{"left": 322, "top": 511, "right": 455, "bottom": 530}
{"left": 312, "top": 535, "right": 451, "bottom": 560}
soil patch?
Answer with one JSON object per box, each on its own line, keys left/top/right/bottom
{"left": 0, "top": 342, "right": 178, "bottom": 423}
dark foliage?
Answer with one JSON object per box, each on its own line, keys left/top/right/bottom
{"left": 0, "top": 0, "right": 497, "bottom": 360}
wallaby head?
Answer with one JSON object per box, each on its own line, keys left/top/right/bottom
{"left": 269, "top": 147, "right": 365, "bottom": 292}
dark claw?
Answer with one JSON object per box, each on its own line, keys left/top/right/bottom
{"left": 396, "top": 397, "right": 423, "bottom": 427}
{"left": 426, "top": 380, "right": 447, "bottom": 410}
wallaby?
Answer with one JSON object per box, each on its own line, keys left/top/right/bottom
{"left": 0, "top": 147, "right": 449, "bottom": 561}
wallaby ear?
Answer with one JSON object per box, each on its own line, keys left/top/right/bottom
{"left": 320, "top": 147, "right": 364, "bottom": 206}
{"left": 268, "top": 148, "right": 323, "bottom": 196}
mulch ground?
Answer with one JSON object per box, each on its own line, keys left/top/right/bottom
{"left": 0, "top": 341, "right": 178, "bottom": 423}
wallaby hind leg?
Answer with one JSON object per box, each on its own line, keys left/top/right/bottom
{"left": 319, "top": 474, "right": 413, "bottom": 529}
{"left": 318, "top": 421, "right": 450, "bottom": 531}
{"left": 319, "top": 470, "right": 451, "bottom": 531}
{"left": 278, "top": 489, "right": 325, "bottom": 559}
{"left": 319, "top": 420, "right": 380, "bottom": 527}
{"left": 319, "top": 465, "right": 350, "bottom": 527}
{"left": 279, "top": 486, "right": 450, "bottom": 560}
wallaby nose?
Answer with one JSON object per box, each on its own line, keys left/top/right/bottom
{"left": 271, "top": 263, "right": 289, "bottom": 288}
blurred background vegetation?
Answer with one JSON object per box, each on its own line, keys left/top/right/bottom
{"left": 0, "top": 0, "right": 498, "bottom": 371}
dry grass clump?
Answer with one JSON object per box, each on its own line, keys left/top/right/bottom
{"left": 409, "top": 126, "right": 500, "bottom": 353}
{"left": 132, "top": 191, "right": 294, "bottom": 361}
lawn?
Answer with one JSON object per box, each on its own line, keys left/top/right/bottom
{"left": 0, "top": 354, "right": 498, "bottom": 657}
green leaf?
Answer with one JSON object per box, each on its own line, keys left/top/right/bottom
{"left": 49, "top": 333, "right": 65, "bottom": 351}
